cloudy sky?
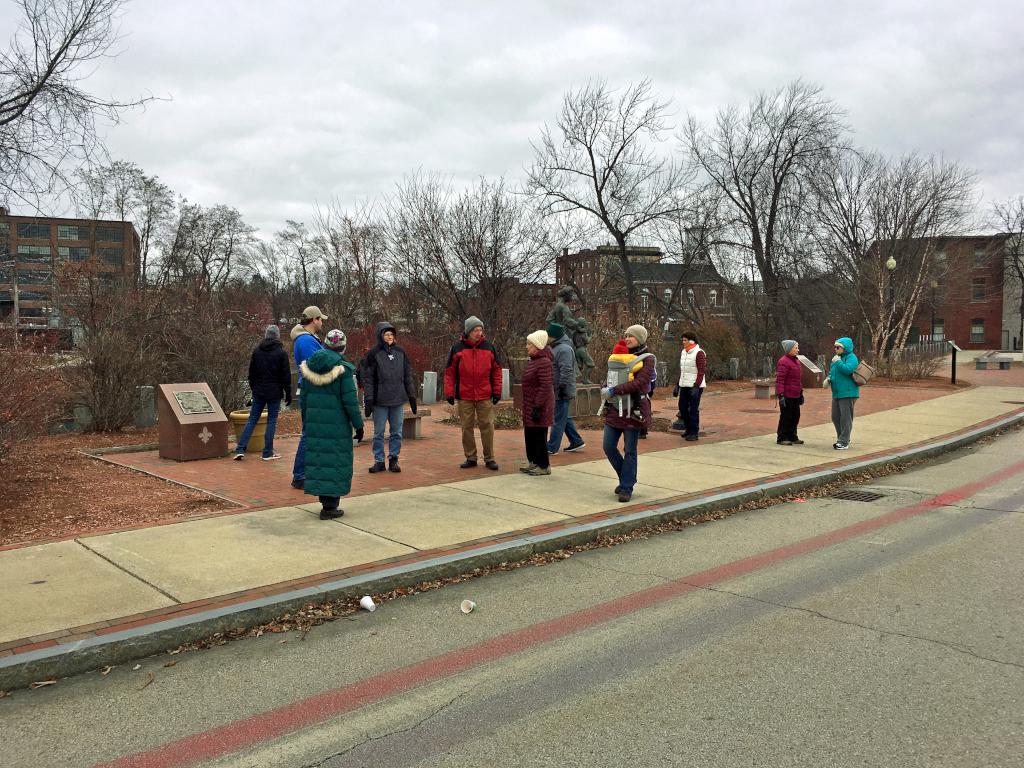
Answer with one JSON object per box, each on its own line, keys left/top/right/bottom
{"left": 5, "top": 0, "right": 1023, "bottom": 234}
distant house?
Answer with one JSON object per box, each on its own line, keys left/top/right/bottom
{"left": 556, "top": 244, "right": 731, "bottom": 329}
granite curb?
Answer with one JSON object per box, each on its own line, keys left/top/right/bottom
{"left": 2, "top": 408, "right": 1021, "bottom": 691}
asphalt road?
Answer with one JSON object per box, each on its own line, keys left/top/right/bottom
{"left": 2, "top": 429, "right": 1023, "bottom": 768}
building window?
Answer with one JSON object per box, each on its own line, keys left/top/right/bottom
{"left": 58, "top": 246, "right": 91, "bottom": 262}
{"left": 974, "top": 247, "right": 987, "bottom": 267}
{"left": 686, "top": 288, "right": 695, "bottom": 304}
{"left": 934, "top": 250, "right": 946, "bottom": 268}
{"left": 709, "top": 289, "right": 717, "bottom": 307}
{"left": 57, "top": 225, "right": 84, "bottom": 241}
{"left": 970, "top": 319, "right": 985, "bottom": 344}
{"left": 972, "top": 278, "right": 986, "bottom": 302}
{"left": 932, "top": 318, "right": 944, "bottom": 340}
{"left": 0, "top": 222, "right": 9, "bottom": 238}
{"left": 17, "top": 290, "right": 49, "bottom": 301}
{"left": 16, "top": 244, "right": 52, "bottom": 263}
{"left": 99, "top": 248, "right": 123, "bottom": 267}
{"left": 19, "top": 269, "right": 53, "bottom": 285}
{"left": 95, "top": 226, "right": 123, "bottom": 243}
{"left": 640, "top": 288, "right": 650, "bottom": 314}
{"left": 16, "top": 223, "right": 50, "bottom": 239}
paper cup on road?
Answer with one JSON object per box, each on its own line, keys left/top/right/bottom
{"left": 460, "top": 600, "right": 476, "bottom": 614}
{"left": 359, "top": 595, "right": 376, "bottom": 612}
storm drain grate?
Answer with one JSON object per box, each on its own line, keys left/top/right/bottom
{"left": 831, "top": 489, "right": 886, "bottom": 503}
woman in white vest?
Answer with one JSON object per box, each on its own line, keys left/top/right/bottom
{"left": 673, "top": 330, "right": 707, "bottom": 441}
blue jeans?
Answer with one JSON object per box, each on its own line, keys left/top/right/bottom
{"left": 677, "top": 387, "right": 703, "bottom": 436}
{"left": 292, "top": 424, "right": 306, "bottom": 482}
{"left": 546, "top": 399, "right": 583, "bottom": 452}
{"left": 236, "top": 397, "right": 281, "bottom": 458}
{"left": 603, "top": 425, "right": 639, "bottom": 494}
{"left": 372, "top": 404, "right": 405, "bottom": 462}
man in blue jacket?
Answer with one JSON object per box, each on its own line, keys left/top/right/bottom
{"left": 828, "top": 336, "right": 860, "bottom": 450}
{"left": 290, "top": 306, "right": 328, "bottom": 489}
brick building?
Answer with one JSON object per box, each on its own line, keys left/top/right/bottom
{"left": 0, "top": 208, "right": 140, "bottom": 330}
{"left": 909, "top": 234, "right": 1009, "bottom": 350}
{"left": 556, "top": 245, "right": 731, "bottom": 328}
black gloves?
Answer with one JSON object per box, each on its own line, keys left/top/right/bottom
{"left": 447, "top": 397, "right": 455, "bottom": 406}
{"left": 491, "top": 394, "right": 501, "bottom": 405}
{"left": 364, "top": 400, "right": 373, "bottom": 418}
{"left": 531, "top": 406, "right": 542, "bottom": 423}
{"left": 672, "top": 384, "right": 680, "bottom": 398}
{"left": 409, "top": 397, "right": 417, "bottom": 414}
{"left": 354, "top": 427, "right": 364, "bottom": 442}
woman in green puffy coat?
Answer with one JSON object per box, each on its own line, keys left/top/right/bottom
{"left": 299, "top": 329, "right": 364, "bottom": 519}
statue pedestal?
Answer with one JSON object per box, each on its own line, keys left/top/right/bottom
{"left": 512, "top": 384, "right": 603, "bottom": 419}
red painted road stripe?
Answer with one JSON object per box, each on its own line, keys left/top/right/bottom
{"left": 96, "top": 456, "right": 1024, "bottom": 768}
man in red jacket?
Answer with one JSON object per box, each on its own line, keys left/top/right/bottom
{"left": 444, "top": 316, "right": 503, "bottom": 470}
{"left": 775, "top": 339, "right": 805, "bottom": 445}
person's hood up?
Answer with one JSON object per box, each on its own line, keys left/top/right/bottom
{"left": 835, "top": 337, "right": 855, "bottom": 355}
{"left": 304, "top": 348, "right": 344, "bottom": 376}
{"left": 258, "top": 337, "right": 282, "bottom": 352}
{"left": 290, "top": 324, "right": 307, "bottom": 341}
{"left": 376, "top": 321, "right": 396, "bottom": 348}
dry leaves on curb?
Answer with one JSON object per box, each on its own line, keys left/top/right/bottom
{"left": 162, "top": 660, "right": 177, "bottom": 668}
{"left": 139, "top": 672, "right": 155, "bottom": 691}
{"left": 0, "top": 689, "right": 11, "bottom": 698}
{"left": 100, "top": 666, "right": 114, "bottom": 676}
{"left": 29, "top": 680, "right": 56, "bottom": 689}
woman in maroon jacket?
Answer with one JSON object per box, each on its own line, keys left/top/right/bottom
{"left": 601, "top": 324, "right": 655, "bottom": 503}
{"left": 520, "top": 330, "right": 555, "bottom": 476}
{"left": 775, "top": 339, "right": 804, "bottom": 445}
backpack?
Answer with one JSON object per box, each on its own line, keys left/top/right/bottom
{"left": 599, "top": 353, "right": 655, "bottom": 417}
{"left": 852, "top": 359, "right": 875, "bottom": 386}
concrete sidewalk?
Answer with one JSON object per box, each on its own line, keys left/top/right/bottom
{"left": 2, "top": 385, "right": 1022, "bottom": 687}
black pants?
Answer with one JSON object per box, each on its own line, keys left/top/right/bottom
{"left": 677, "top": 387, "right": 703, "bottom": 437}
{"left": 319, "top": 495, "right": 340, "bottom": 511}
{"left": 777, "top": 397, "right": 801, "bottom": 442}
{"left": 524, "top": 426, "right": 550, "bottom": 469}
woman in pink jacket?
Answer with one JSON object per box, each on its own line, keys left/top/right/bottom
{"left": 775, "top": 339, "right": 804, "bottom": 445}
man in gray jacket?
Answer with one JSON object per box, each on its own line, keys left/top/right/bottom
{"left": 545, "top": 322, "right": 585, "bottom": 454}
{"left": 361, "top": 321, "right": 418, "bottom": 473}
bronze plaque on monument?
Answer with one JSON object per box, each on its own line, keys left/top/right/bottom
{"left": 156, "top": 383, "right": 230, "bottom": 461}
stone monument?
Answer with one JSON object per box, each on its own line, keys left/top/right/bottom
{"left": 156, "top": 383, "right": 229, "bottom": 461}
{"left": 572, "top": 318, "right": 596, "bottom": 384}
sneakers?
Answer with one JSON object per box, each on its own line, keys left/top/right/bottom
{"left": 684, "top": 435, "right": 698, "bottom": 442}
{"left": 614, "top": 485, "right": 622, "bottom": 494}
{"left": 777, "top": 440, "right": 793, "bottom": 446}
{"left": 291, "top": 478, "right": 304, "bottom": 490}
{"left": 369, "top": 461, "right": 387, "bottom": 473}
{"left": 792, "top": 439, "right": 805, "bottom": 445}
{"left": 833, "top": 443, "right": 849, "bottom": 450}
{"left": 233, "top": 453, "right": 244, "bottom": 461}
{"left": 546, "top": 449, "right": 560, "bottom": 456}
{"left": 617, "top": 492, "right": 632, "bottom": 503}
{"left": 459, "top": 459, "right": 478, "bottom": 469}
{"left": 526, "top": 466, "right": 551, "bottom": 476}
{"left": 485, "top": 460, "right": 500, "bottom": 471}
{"left": 319, "top": 508, "right": 344, "bottom": 520}
{"left": 520, "top": 463, "right": 537, "bottom": 474}
{"left": 388, "top": 457, "right": 401, "bottom": 473}
{"left": 564, "top": 442, "right": 586, "bottom": 453}
{"left": 261, "top": 453, "right": 282, "bottom": 461}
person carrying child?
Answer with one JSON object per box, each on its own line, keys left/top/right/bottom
{"left": 599, "top": 325, "right": 656, "bottom": 503}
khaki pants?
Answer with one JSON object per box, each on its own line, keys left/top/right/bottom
{"left": 458, "top": 399, "right": 495, "bottom": 462}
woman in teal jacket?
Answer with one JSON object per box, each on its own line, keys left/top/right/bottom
{"left": 828, "top": 336, "right": 860, "bottom": 450}
{"left": 299, "top": 329, "right": 364, "bottom": 519}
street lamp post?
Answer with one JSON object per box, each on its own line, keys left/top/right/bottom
{"left": 930, "top": 279, "right": 938, "bottom": 343}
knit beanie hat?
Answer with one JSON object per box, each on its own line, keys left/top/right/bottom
{"left": 624, "top": 324, "right": 648, "bottom": 345}
{"left": 612, "top": 340, "right": 630, "bottom": 354}
{"left": 781, "top": 339, "right": 797, "bottom": 354}
{"left": 527, "top": 330, "right": 549, "bottom": 350}
{"left": 464, "top": 316, "right": 484, "bottom": 335}
{"left": 546, "top": 322, "right": 565, "bottom": 340}
{"left": 324, "top": 329, "right": 347, "bottom": 351}
{"left": 265, "top": 324, "right": 281, "bottom": 340}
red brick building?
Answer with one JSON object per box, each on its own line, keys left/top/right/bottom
{"left": 909, "top": 234, "right": 1009, "bottom": 350}
{"left": 0, "top": 208, "right": 140, "bottom": 330}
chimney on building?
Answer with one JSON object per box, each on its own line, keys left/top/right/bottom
{"left": 0, "top": 205, "right": 9, "bottom": 217}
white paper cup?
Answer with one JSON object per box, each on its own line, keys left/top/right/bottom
{"left": 359, "top": 595, "right": 376, "bottom": 612}
{"left": 460, "top": 600, "right": 476, "bottom": 614}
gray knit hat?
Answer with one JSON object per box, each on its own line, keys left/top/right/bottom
{"left": 464, "top": 315, "right": 484, "bottom": 335}
{"left": 781, "top": 339, "right": 797, "bottom": 354}
{"left": 265, "top": 324, "right": 281, "bottom": 340}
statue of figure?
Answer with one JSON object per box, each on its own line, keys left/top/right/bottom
{"left": 572, "top": 318, "right": 596, "bottom": 384}
{"left": 546, "top": 286, "right": 580, "bottom": 335}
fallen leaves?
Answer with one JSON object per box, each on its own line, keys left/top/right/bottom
{"left": 29, "top": 680, "right": 56, "bottom": 689}
{"left": 100, "top": 666, "right": 113, "bottom": 676}
{"left": 139, "top": 672, "right": 155, "bottom": 691}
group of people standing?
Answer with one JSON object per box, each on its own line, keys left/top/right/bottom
{"left": 233, "top": 303, "right": 864, "bottom": 519}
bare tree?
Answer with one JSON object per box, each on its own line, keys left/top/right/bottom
{"left": 684, "top": 80, "right": 845, "bottom": 338}
{"left": 274, "top": 219, "right": 317, "bottom": 298}
{"left": 814, "top": 150, "right": 976, "bottom": 357}
{"left": 992, "top": 196, "right": 1024, "bottom": 350}
{"left": 0, "top": 0, "right": 153, "bottom": 207}
{"left": 311, "top": 200, "right": 387, "bottom": 327}
{"left": 244, "top": 239, "right": 293, "bottom": 324}
{"left": 156, "top": 201, "right": 256, "bottom": 293}
{"left": 527, "top": 79, "right": 689, "bottom": 311}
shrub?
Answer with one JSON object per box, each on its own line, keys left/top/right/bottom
{"left": 0, "top": 336, "right": 69, "bottom": 458}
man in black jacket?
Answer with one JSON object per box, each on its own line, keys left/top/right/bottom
{"left": 234, "top": 325, "right": 292, "bottom": 460}
{"left": 361, "top": 321, "right": 417, "bottom": 473}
